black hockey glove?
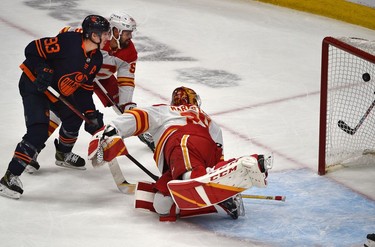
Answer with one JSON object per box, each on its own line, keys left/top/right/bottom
{"left": 35, "top": 63, "right": 54, "bottom": 92}
{"left": 84, "top": 110, "right": 104, "bottom": 135}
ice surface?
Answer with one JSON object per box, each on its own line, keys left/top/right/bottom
{"left": 0, "top": 0, "right": 374, "bottom": 246}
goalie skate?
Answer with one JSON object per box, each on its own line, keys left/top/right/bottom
{"left": 365, "top": 233, "right": 375, "bottom": 247}
{"left": 218, "top": 194, "right": 245, "bottom": 219}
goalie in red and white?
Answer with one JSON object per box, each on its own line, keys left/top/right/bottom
{"left": 88, "top": 86, "right": 273, "bottom": 221}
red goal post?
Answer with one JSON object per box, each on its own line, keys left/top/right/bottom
{"left": 318, "top": 37, "right": 375, "bottom": 175}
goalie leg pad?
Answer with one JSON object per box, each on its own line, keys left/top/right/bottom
{"left": 135, "top": 182, "right": 218, "bottom": 221}
{"left": 135, "top": 181, "right": 157, "bottom": 212}
{"left": 167, "top": 157, "right": 254, "bottom": 210}
{"left": 243, "top": 154, "right": 273, "bottom": 188}
{"left": 179, "top": 206, "right": 217, "bottom": 218}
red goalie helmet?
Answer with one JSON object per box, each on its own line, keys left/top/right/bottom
{"left": 171, "top": 86, "right": 201, "bottom": 107}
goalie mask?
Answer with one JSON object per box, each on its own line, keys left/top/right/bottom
{"left": 171, "top": 86, "right": 201, "bottom": 107}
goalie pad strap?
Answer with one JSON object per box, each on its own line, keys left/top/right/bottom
{"left": 135, "top": 182, "right": 218, "bottom": 220}
{"left": 135, "top": 181, "right": 156, "bottom": 212}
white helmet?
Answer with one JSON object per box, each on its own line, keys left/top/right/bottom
{"left": 108, "top": 13, "right": 137, "bottom": 32}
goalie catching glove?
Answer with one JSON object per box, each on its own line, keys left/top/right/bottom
{"left": 88, "top": 124, "right": 128, "bottom": 167}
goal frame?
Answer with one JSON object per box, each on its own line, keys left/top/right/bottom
{"left": 318, "top": 36, "right": 375, "bottom": 175}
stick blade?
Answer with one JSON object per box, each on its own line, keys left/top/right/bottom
{"left": 338, "top": 120, "right": 355, "bottom": 135}
{"left": 117, "top": 181, "right": 136, "bottom": 194}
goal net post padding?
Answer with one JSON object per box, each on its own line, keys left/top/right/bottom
{"left": 318, "top": 37, "right": 375, "bottom": 175}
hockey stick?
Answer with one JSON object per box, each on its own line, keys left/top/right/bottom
{"left": 241, "top": 194, "right": 286, "bottom": 201}
{"left": 46, "top": 86, "right": 92, "bottom": 123}
{"left": 94, "top": 78, "right": 158, "bottom": 174}
{"left": 126, "top": 154, "right": 159, "bottom": 181}
{"left": 94, "top": 79, "right": 159, "bottom": 185}
{"left": 338, "top": 99, "right": 375, "bottom": 135}
{"left": 93, "top": 78, "right": 123, "bottom": 115}
{"left": 108, "top": 158, "right": 136, "bottom": 194}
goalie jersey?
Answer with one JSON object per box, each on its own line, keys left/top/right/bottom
{"left": 111, "top": 104, "right": 223, "bottom": 173}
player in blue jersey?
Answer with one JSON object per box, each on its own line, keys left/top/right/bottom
{"left": 0, "top": 15, "right": 111, "bottom": 199}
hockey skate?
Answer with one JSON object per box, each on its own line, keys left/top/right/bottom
{"left": 0, "top": 170, "right": 23, "bottom": 199}
{"left": 54, "top": 139, "right": 86, "bottom": 170}
{"left": 25, "top": 160, "right": 40, "bottom": 174}
{"left": 218, "top": 194, "right": 245, "bottom": 220}
{"left": 138, "top": 132, "right": 155, "bottom": 152}
{"left": 365, "top": 233, "right": 375, "bottom": 247}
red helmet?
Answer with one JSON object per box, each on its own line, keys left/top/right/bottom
{"left": 171, "top": 86, "right": 201, "bottom": 107}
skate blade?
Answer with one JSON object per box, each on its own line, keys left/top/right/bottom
{"left": 0, "top": 184, "right": 21, "bottom": 199}
{"left": 25, "top": 165, "right": 38, "bottom": 174}
{"left": 55, "top": 161, "right": 86, "bottom": 170}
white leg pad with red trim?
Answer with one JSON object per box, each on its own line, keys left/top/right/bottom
{"left": 167, "top": 156, "right": 264, "bottom": 210}
{"left": 135, "top": 181, "right": 156, "bottom": 212}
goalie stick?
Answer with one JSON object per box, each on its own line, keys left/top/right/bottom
{"left": 241, "top": 194, "right": 286, "bottom": 201}
{"left": 112, "top": 152, "right": 287, "bottom": 201}
{"left": 108, "top": 158, "right": 136, "bottom": 194}
{"left": 93, "top": 79, "right": 159, "bottom": 187}
{"left": 338, "top": 99, "right": 375, "bottom": 135}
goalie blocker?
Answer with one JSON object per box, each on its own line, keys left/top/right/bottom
{"left": 135, "top": 154, "right": 272, "bottom": 221}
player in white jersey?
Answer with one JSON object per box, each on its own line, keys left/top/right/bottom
{"left": 89, "top": 86, "right": 272, "bottom": 221}
{"left": 94, "top": 12, "right": 138, "bottom": 112}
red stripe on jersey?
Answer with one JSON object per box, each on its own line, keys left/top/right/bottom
{"left": 126, "top": 109, "right": 149, "bottom": 136}
{"left": 117, "top": 77, "right": 135, "bottom": 87}
{"left": 153, "top": 126, "right": 180, "bottom": 167}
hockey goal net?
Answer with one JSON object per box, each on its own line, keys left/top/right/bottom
{"left": 319, "top": 37, "right": 375, "bottom": 175}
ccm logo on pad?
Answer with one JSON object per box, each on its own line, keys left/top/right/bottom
{"left": 210, "top": 165, "right": 237, "bottom": 181}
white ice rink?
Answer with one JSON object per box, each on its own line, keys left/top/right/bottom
{"left": 0, "top": 0, "right": 374, "bottom": 246}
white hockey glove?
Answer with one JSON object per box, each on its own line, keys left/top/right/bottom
{"left": 88, "top": 124, "right": 128, "bottom": 167}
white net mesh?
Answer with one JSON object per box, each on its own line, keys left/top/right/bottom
{"left": 325, "top": 37, "right": 375, "bottom": 168}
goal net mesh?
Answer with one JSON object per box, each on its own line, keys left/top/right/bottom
{"left": 320, "top": 37, "right": 375, "bottom": 174}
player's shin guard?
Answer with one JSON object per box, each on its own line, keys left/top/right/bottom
{"left": 0, "top": 140, "right": 38, "bottom": 199}
{"left": 9, "top": 140, "right": 39, "bottom": 176}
